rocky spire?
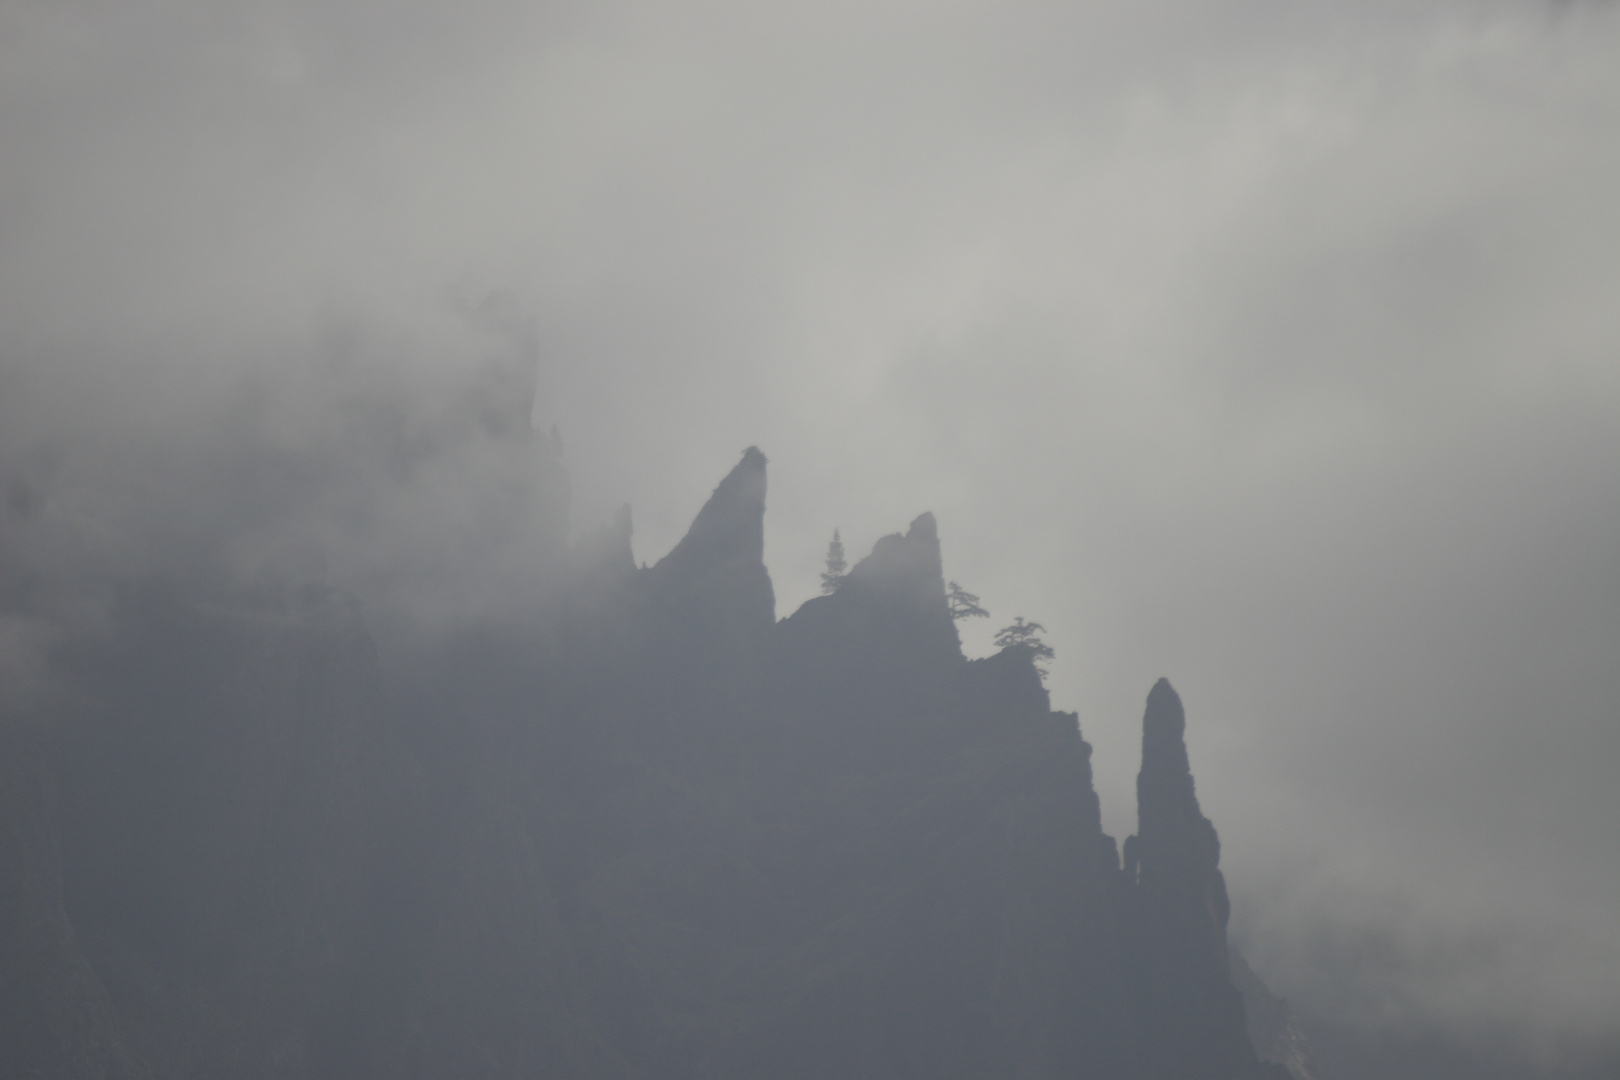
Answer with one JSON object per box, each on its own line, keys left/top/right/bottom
{"left": 645, "top": 447, "right": 775, "bottom": 632}
{"left": 1129, "top": 678, "right": 1223, "bottom": 898}
{"left": 1125, "top": 678, "right": 1276, "bottom": 1079}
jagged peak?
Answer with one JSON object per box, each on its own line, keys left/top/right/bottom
{"left": 777, "top": 509, "right": 957, "bottom": 662}
{"left": 645, "top": 448, "right": 774, "bottom": 629}
{"left": 843, "top": 511, "right": 946, "bottom": 611}
{"left": 653, "top": 448, "right": 767, "bottom": 574}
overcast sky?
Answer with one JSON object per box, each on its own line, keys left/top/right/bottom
{"left": 3, "top": 0, "right": 1617, "bottom": 1061}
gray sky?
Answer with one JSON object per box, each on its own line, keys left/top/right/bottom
{"left": 3, "top": 0, "right": 1617, "bottom": 1059}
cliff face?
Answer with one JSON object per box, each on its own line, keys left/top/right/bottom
{"left": 1, "top": 448, "right": 1283, "bottom": 1080}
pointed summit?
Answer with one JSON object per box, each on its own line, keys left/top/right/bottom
{"left": 657, "top": 447, "right": 767, "bottom": 572}
{"left": 645, "top": 447, "right": 774, "bottom": 632}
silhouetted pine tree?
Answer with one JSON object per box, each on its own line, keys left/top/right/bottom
{"left": 946, "top": 581, "right": 989, "bottom": 621}
{"left": 820, "top": 529, "right": 847, "bottom": 594}
{"left": 995, "top": 616, "right": 1054, "bottom": 679}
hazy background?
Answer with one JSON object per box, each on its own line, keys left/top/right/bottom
{"left": 3, "top": 0, "right": 1617, "bottom": 1066}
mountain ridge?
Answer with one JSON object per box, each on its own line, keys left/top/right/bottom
{"left": 1, "top": 445, "right": 1295, "bottom": 1080}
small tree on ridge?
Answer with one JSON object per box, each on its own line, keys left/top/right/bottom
{"left": 946, "top": 581, "right": 989, "bottom": 622}
{"left": 995, "top": 617, "right": 1054, "bottom": 680}
{"left": 821, "top": 529, "right": 848, "bottom": 594}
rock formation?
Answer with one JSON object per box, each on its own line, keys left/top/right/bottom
{"left": 644, "top": 445, "right": 775, "bottom": 637}
{"left": 1124, "top": 678, "right": 1290, "bottom": 1079}
{"left": 1, "top": 447, "right": 1292, "bottom": 1079}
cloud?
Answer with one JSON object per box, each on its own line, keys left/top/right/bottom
{"left": 2, "top": 0, "right": 1617, "bottom": 1063}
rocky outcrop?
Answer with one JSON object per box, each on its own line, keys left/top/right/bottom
{"left": 814, "top": 511, "right": 960, "bottom": 660}
{"left": 770, "top": 512, "right": 964, "bottom": 762}
{"left": 1125, "top": 678, "right": 1285, "bottom": 1079}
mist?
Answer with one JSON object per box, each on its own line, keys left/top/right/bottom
{"left": 3, "top": 1, "right": 1618, "bottom": 1074}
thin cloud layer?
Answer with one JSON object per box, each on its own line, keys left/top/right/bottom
{"left": 2, "top": 0, "right": 1617, "bottom": 1068}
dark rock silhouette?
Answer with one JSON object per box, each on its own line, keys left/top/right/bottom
{"left": 1, "top": 447, "right": 1287, "bottom": 1079}
{"left": 1124, "top": 678, "right": 1289, "bottom": 1079}
{"left": 644, "top": 445, "right": 774, "bottom": 636}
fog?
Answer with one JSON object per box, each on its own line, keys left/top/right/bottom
{"left": 3, "top": 0, "right": 1617, "bottom": 1068}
